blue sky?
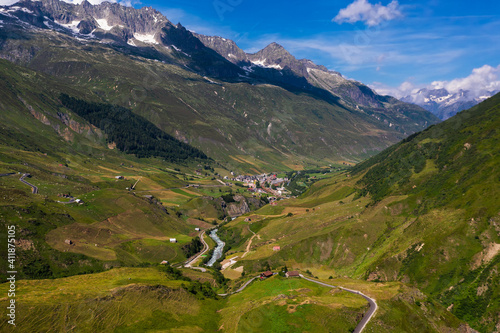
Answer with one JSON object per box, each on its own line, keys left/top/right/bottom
{"left": 146, "top": 0, "right": 500, "bottom": 97}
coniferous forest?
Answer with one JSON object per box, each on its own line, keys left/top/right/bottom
{"left": 60, "top": 94, "right": 209, "bottom": 162}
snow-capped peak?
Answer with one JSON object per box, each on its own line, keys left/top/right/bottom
{"left": 401, "top": 88, "right": 498, "bottom": 120}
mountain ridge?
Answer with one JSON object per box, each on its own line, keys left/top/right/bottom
{"left": 194, "top": 33, "right": 438, "bottom": 134}
{"left": 401, "top": 87, "right": 499, "bottom": 120}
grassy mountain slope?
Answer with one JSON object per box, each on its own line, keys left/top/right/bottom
{"left": 0, "top": 58, "right": 292, "bottom": 282}
{"left": 0, "top": 265, "right": 466, "bottom": 332}
{"left": 0, "top": 267, "right": 224, "bottom": 332}
{"left": 353, "top": 92, "right": 500, "bottom": 217}
{"left": 0, "top": 59, "right": 232, "bottom": 280}
{"left": 218, "top": 94, "right": 500, "bottom": 332}
{"left": 59, "top": 94, "right": 208, "bottom": 161}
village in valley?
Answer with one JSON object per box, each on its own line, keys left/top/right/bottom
{"left": 226, "top": 172, "right": 290, "bottom": 200}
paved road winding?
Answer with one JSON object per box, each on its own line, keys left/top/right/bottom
{"left": 179, "top": 228, "right": 377, "bottom": 331}
{"left": 19, "top": 174, "right": 38, "bottom": 194}
{"left": 216, "top": 273, "right": 377, "bottom": 332}
{"left": 300, "top": 275, "right": 377, "bottom": 333}
{"left": 341, "top": 286, "right": 377, "bottom": 333}
{"left": 217, "top": 276, "right": 258, "bottom": 297}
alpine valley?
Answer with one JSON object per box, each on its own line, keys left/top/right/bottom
{"left": 0, "top": 0, "right": 498, "bottom": 332}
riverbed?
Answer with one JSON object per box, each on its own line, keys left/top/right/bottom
{"left": 206, "top": 229, "right": 225, "bottom": 267}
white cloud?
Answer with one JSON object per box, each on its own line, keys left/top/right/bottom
{"left": 370, "top": 81, "right": 419, "bottom": 98}
{"left": 268, "top": 34, "right": 462, "bottom": 74}
{"left": 431, "top": 65, "right": 500, "bottom": 96}
{"left": 333, "top": 0, "right": 402, "bottom": 26}
{"left": 371, "top": 64, "right": 500, "bottom": 99}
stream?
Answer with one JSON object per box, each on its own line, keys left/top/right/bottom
{"left": 206, "top": 229, "right": 225, "bottom": 267}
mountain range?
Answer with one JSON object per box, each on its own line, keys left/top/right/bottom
{"left": 196, "top": 34, "right": 435, "bottom": 129}
{"left": 401, "top": 87, "right": 499, "bottom": 120}
{"left": 0, "top": 0, "right": 439, "bottom": 172}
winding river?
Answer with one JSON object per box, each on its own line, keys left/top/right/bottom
{"left": 206, "top": 229, "right": 225, "bottom": 266}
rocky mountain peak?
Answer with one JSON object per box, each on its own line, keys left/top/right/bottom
{"left": 20, "top": 0, "right": 168, "bottom": 36}
{"left": 81, "top": 0, "right": 91, "bottom": 9}
{"left": 250, "top": 42, "right": 292, "bottom": 62}
{"left": 0, "top": 0, "right": 437, "bottom": 127}
{"left": 193, "top": 33, "right": 336, "bottom": 78}
{"left": 0, "top": 0, "right": 243, "bottom": 79}
{"left": 246, "top": 42, "right": 310, "bottom": 76}
{"left": 194, "top": 34, "right": 248, "bottom": 65}
{"left": 263, "top": 42, "right": 286, "bottom": 51}
{"left": 1, "top": 0, "right": 177, "bottom": 45}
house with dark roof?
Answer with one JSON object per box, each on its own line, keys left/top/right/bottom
{"left": 260, "top": 271, "right": 273, "bottom": 279}
{"left": 285, "top": 271, "right": 300, "bottom": 278}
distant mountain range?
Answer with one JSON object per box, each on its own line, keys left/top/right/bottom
{"left": 0, "top": 0, "right": 439, "bottom": 171}
{"left": 401, "top": 88, "right": 498, "bottom": 120}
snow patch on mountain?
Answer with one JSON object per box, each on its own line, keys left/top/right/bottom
{"left": 242, "top": 65, "right": 254, "bottom": 73}
{"left": 265, "top": 63, "right": 283, "bottom": 70}
{"left": 95, "top": 18, "right": 114, "bottom": 31}
{"left": 134, "top": 33, "right": 157, "bottom": 44}
{"left": 250, "top": 59, "right": 282, "bottom": 70}
{"left": 371, "top": 64, "right": 500, "bottom": 120}
{"left": 171, "top": 45, "right": 191, "bottom": 57}
{"left": 250, "top": 59, "right": 266, "bottom": 66}
{"left": 0, "top": 7, "right": 21, "bottom": 17}
{"left": 9, "top": 6, "right": 34, "bottom": 14}
{"left": 58, "top": 20, "right": 81, "bottom": 34}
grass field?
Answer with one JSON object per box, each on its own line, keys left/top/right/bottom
{"left": 0, "top": 266, "right": 465, "bottom": 332}
{"left": 0, "top": 267, "right": 223, "bottom": 332}
{"left": 220, "top": 275, "right": 367, "bottom": 333}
